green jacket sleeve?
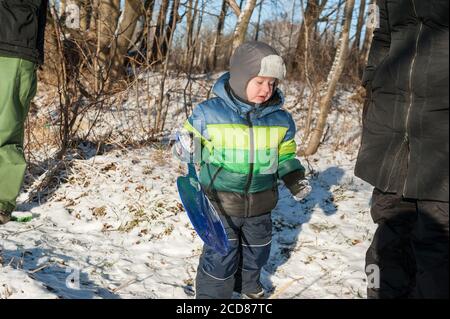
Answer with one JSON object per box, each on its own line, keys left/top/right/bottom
{"left": 278, "top": 113, "right": 305, "bottom": 195}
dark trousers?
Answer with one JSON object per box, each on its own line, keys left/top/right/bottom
{"left": 195, "top": 213, "right": 272, "bottom": 299}
{"left": 366, "top": 188, "right": 449, "bottom": 298}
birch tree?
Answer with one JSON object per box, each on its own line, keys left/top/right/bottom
{"left": 111, "top": 0, "right": 143, "bottom": 78}
{"left": 360, "top": 0, "right": 375, "bottom": 65}
{"left": 229, "top": 0, "right": 257, "bottom": 51}
{"left": 150, "top": 0, "right": 170, "bottom": 63}
{"left": 292, "top": 0, "right": 327, "bottom": 74}
{"left": 301, "top": 0, "right": 355, "bottom": 156}
{"left": 350, "top": 0, "right": 367, "bottom": 76}
{"left": 160, "top": 0, "right": 181, "bottom": 60}
{"left": 208, "top": 0, "right": 227, "bottom": 70}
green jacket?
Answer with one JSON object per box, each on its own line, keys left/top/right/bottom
{"left": 184, "top": 73, "right": 305, "bottom": 217}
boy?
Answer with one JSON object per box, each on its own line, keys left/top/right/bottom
{"left": 175, "top": 41, "right": 310, "bottom": 298}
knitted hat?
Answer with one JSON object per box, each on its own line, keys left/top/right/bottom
{"left": 229, "top": 41, "right": 286, "bottom": 101}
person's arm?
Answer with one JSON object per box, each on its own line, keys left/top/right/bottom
{"left": 36, "top": 0, "right": 48, "bottom": 65}
{"left": 278, "top": 113, "right": 307, "bottom": 197}
{"left": 362, "top": 0, "right": 391, "bottom": 88}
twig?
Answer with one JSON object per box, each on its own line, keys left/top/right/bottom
{"left": 7, "top": 257, "right": 15, "bottom": 267}
{"left": 28, "top": 263, "right": 50, "bottom": 274}
{"left": 1, "top": 224, "right": 44, "bottom": 240}
{"left": 268, "top": 276, "right": 304, "bottom": 299}
{"left": 111, "top": 278, "right": 138, "bottom": 293}
{"left": 292, "top": 272, "right": 330, "bottom": 298}
{"left": 26, "top": 160, "right": 66, "bottom": 203}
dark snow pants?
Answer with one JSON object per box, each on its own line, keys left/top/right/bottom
{"left": 366, "top": 188, "right": 449, "bottom": 298}
{"left": 195, "top": 213, "right": 272, "bottom": 299}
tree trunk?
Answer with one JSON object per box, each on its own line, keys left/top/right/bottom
{"left": 59, "top": 0, "right": 67, "bottom": 16}
{"left": 227, "top": 0, "right": 241, "bottom": 16}
{"left": 254, "top": 0, "right": 263, "bottom": 41}
{"left": 231, "top": 0, "right": 257, "bottom": 51}
{"left": 350, "top": 0, "right": 367, "bottom": 77}
{"left": 98, "top": 0, "right": 120, "bottom": 49}
{"left": 352, "top": 0, "right": 366, "bottom": 52}
{"left": 97, "top": 0, "right": 121, "bottom": 84}
{"left": 208, "top": 0, "right": 227, "bottom": 70}
{"left": 360, "top": 0, "right": 375, "bottom": 66}
{"left": 184, "top": 0, "right": 194, "bottom": 63}
{"left": 155, "top": 0, "right": 181, "bottom": 134}
{"left": 110, "top": 0, "right": 143, "bottom": 78}
{"left": 136, "top": 0, "right": 156, "bottom": 62}
{"left": 302, "top": 0, "right": 355, "bottom": 156}
{"left": 88, "top": 0, "right": 99, "bottom": 36}
{"left": 292, "top": 0, "right": 327, "bottom": 73}
{"left": 160, "top": 0, "right": 181, "bottom": 60}
{"left": 287, "top": 0, "right": 297, "bottom": 56}
{"left": 194, "top": 40, "right": 204, "bottom": 68}
{"left": 77, "top": 0, "right": 90, "bottom": 31}
{"left": 331, "top": 0, "right": 343, "bottom": 46}
{"left": 150, "top": 0, "right": 170, "bottom": 64}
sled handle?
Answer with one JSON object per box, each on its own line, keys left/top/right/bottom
{"left": 187, "top": 162, "right": 197, "bottom": 177}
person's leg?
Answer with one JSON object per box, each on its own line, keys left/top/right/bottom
{"left": 366, "top": 188, "right": 417, "bottom": 298}
{"left": 195, "top": 214, "right": 242, "bottom": 299}
{"left": 238, "top": 213, "right": 272, "bottom": 296}
{"left": 412, "top": 201, "right": 449, "bottom": 298}
{"left": 0, "top": 57, "right": 37, "bottom": 215}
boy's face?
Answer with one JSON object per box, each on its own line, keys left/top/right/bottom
{"left": 246, "top": 76, "right": 276, "bottom": 104}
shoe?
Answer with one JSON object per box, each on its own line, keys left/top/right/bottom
{"left": 242, "top": 289, "right": 265, "bottom": 299}
{"left": 0, "top": 210, "right": 11, "bottom": 225}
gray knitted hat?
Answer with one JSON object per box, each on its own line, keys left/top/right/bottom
{"left": 229, "top": 41, "right": 286, "bottom": 101}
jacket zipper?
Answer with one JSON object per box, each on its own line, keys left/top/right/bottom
{"left": 385, "top": 2, "right": 422, "bottom": 192}
{"left": 244, "top": 112, "right": 255, "bottom": 217}
{"left": 402, "top": 1, "right": 422, "bottom": 196}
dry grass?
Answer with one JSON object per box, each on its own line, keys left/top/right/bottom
{"left": 25, "top": 113, "right": 59, "bottom": 155}
{"left": 150, "top": 145, "right": 171, "bottom": 167}
{"left": 349, "top": 85, "right": 366, "bottom": 105}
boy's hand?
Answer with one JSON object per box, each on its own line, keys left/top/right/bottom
{"left": 293, "top": 179, "right": 312, "bottom": 201}
{"left": 172, "top": 131, "right": 194, "bottom": 162}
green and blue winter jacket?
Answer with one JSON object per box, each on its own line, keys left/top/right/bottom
{"left": 184, "top": 72, "right": 305, "bottom": 217}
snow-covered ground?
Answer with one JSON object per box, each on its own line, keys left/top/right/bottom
{"left": 0, "top": 73, "right": 375, "bottom": 299}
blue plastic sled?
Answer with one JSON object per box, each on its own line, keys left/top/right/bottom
{"left": 177, "top": 163, "right": 230, "bottom": 256}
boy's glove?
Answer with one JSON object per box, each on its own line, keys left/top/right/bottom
{"left": 293, "top": 179, "right": 312, "bottom": 201}
{"left": 172, "top": 131, "right": 194, "bottom": 162}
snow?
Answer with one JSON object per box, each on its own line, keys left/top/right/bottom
{"left": 0, "top": 72, "right": 375, "bottom": 299}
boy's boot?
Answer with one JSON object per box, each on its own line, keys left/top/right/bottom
{"left": 0, "top": 210, "right": 11, "bottom": 225}
{"left": 242, "top": 289, "right": 265, "bottom": 299}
